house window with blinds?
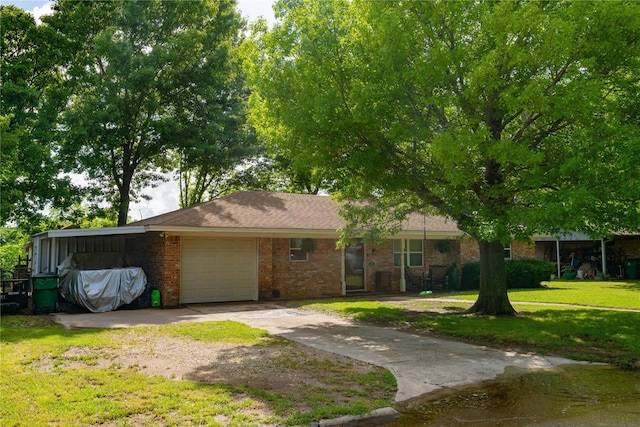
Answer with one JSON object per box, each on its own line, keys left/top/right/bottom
{"left": 393, "top": 239, "right": 424, "bottom": 267}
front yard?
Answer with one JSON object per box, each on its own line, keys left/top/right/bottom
{"left": 2, "top": 280, "right": 638, "bottom": 426}
{"left": 0, "top": 318, "right": 395, "bottom": 426}
{"left": 288, "top": 280, "right": 640, "bottom": 369}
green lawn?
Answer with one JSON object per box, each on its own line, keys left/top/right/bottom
{"left": 0, "top": 318, "right": 394, "bottom": 426}
{"left": 449, "top": 280, "right": 640, "bottom": 310}
{"left": 291, "top": 280, "right": 640, "bottom": 369}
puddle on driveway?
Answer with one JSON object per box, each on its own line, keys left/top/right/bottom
{"left": 393, "top": 365, "right": 640, "bottom": 426}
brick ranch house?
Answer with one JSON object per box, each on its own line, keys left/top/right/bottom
{"left": 30, "top": 191, "right": 538, "bottom": 306}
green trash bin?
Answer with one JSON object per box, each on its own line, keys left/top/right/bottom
{"left": 32, "top": 274, "right": 58, "bottom": 314}
{"left": 625, "top": 258, "right": 640, "bottom": 280}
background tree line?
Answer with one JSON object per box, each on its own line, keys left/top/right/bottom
{"left": 1, "top": 0, "right": 318, "bottom": 235}
{"left": 2, "top": 0, "right": 638, "bottom": 315}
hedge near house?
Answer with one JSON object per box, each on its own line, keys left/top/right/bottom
{"left": 461, "top": 261, "right": 554, "bottom": 290}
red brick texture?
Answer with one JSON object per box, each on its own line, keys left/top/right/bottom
{"left": 136, "top": 234, "right": 547, "bottom": 304}
{"left": 266, "top": 238, "right": 343, "bottom": 300}
{"left": 459, "top": 237, "right": 536, "bottom": 264}
{"left": 126, "top": 233, "right": 181, "bottom": 306}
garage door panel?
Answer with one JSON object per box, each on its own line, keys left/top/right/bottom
{"left": 181, "top": 237, "right": 257, "bottom": 303}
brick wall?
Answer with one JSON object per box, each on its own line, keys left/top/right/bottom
{"left": 257, "top": 238, "right": 274, "bottom": 299}
{"left": 159, "top": 236, "right": 181, "bottom": 306}
{"left": 510, "top": 240, "right": 536, "bottom": 260}
{"left": 126, "top": 233, "right": 180, "bottom": 306}
{"left": 460, "top": 237, "right": 481, "bottom": 264}
{"left": 270, "top": 238, "right": 343, "bottom": 299}
{"left": 459, "top": 237, "right": 536, "bottom": 264}
{"left": 366, "top": 241, "right": 395, "bottom": 291}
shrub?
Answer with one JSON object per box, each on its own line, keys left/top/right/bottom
{"left": 460, "top": 260, "right": 554, "bottom": 290}
{"left": 460, "top": 262, "right": 480, "bottom": 290}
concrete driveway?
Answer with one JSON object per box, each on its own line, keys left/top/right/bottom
{"left": 52, "top": 302, "right": 587, "bottom": 403}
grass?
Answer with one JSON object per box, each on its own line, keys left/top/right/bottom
{"left": 289, "top": 280, "right": 640, "bottom": 369}
{"left": 0, "top": 317, "right": 394, "bottom": 426}
{"left": 449, "top": 280, "right": 640, "bottom": 310}
{"left": 159, "top": 319, "right": 272, "bottom": 344}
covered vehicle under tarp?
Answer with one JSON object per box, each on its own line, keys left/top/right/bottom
{"left": 58, "top": 252, "right": 147, "bottom": 313}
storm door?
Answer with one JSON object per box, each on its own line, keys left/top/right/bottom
{"left": 344, "top": 240, "right": 365, "bottom": 291}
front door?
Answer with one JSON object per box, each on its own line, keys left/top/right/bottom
{"left": 345, "top": 241, "right": 365, "bottom": 291}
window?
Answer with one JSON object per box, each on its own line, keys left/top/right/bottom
{"left": 393, "top": 239, "right": 424, "bottom": 267}
{"left": 290, "top": 238, "right": 309, "bottom": 261}
{"left": 504, "top": 244, "right": 512, "bottom": 260}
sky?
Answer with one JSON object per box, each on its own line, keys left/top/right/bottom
{"left": 2, "top": 0, "right": 276, "bottom": 220}
{"left": 1, "top": 0, "right": 276, "bottom": 25}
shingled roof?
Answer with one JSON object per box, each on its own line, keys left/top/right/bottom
{"left": 129, "top": 191, "right": 462, "bottom": 237}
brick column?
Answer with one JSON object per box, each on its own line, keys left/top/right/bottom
{"left": 257, "top": 237, "right": 274, "bottom": 299}
{"left": 149, "top": 235, "right": 181, "bottom": 306}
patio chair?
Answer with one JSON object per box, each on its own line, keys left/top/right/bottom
{"left": 428, "top": 265, "right": 448, "bottom": 291}
{"left": 404, "top": 266, "right": 425, "bottom": 292}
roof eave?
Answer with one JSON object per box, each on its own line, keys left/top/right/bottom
{"left": 33, "top": 226, "right": 148, "bottom": 239}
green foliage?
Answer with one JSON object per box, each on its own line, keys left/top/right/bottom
{"left": 0, "top": 228, "right": 29, "bottom": 271}
{"left": 460, "top": 262, "right": 481, "bottom": 291}
{"left": 43, "top": 0, "right": 248, "bottom": 225}
{"left": 461, "top": 260, "right": 554, "bottom": 290}
{"left": 247, "top": 0, "right": 640, "bottom": 314}
{"left": 0, "top": 5, "right": 79, "bottom": 226}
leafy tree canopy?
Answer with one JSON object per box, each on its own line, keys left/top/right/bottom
{"left": 1, "top": 5, "right": 78, "bottom": 227}
{"left": 44, "top": 0, "right": 248, "bottom": 225}
{"left": 247, "top": 0, "right": 640, "bottom": 314}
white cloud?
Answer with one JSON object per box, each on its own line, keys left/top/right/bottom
{"left": 29, "top": 1, "right": 51, "bottom": 23}
{"left": 130, "top": 180, "right": 180, "bottom": 221}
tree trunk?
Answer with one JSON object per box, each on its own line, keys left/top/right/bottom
{"left": 116, "top": 180, "right": 131, "bottom": 227}
{"left": 466, "top": 239, "right": 516, "bottom": 316}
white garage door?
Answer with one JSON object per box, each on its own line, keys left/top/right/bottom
{"left": 181, "top": 237, "right": 257, "bottom": 303}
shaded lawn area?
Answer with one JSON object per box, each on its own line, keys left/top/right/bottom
{"left": 290, "top": 281, "right": 640, "bottom": 369}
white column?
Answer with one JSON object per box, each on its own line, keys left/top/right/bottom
{"left": 400, "top": 239, "right": 406, "bottom": 292}
{"left": 341, "top": 247, "right": 346, "bottom": 295}
{"left": 556, "top": 238, "right": 561, "bottom": 278}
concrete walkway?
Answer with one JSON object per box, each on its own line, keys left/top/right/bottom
{"left": 52, "top": 302, "right": 588, "bottom": 403}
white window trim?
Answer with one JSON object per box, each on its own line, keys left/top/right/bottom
{"left": 394, "top": 239, "right": 424, "bottom": 268}
{"left": 504, "top": 244, "right": 512, "bottom": 260}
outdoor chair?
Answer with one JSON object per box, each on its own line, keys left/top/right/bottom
{"left": 404, "top": 266, "right": 425, "bottom": 292}
{"left": 428, "top": 265, "right": 448, "bottom": 291}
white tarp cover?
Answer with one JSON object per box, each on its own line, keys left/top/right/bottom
{"left": 58, "top": 253, "right": 147, "bottom": 313}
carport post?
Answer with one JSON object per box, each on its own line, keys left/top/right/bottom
{"left": 601, "top": 238, "right": 607, "bottom": 276}
{"left": 556, "top": 238, "right": 561, "bottom": 278}
{"left": 400, "top": 239, "right": 406, "bottom": 292}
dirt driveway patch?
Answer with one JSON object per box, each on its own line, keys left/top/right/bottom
{"left": 36, "top": 326, "right": 396, "bottom": 417}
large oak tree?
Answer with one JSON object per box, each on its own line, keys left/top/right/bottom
{"left": 247, "top": 0, "right": 640, "bottom": 314}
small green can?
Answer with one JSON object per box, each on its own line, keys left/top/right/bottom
{"left": 151, "top": 289, "right": 161, "bottom": 307}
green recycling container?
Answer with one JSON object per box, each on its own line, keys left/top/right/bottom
{"left": 32, "top": 274, "right": 58, "bottom": 314}
{"left": 625, "top": 258, "right": 640, "bottom": 280}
